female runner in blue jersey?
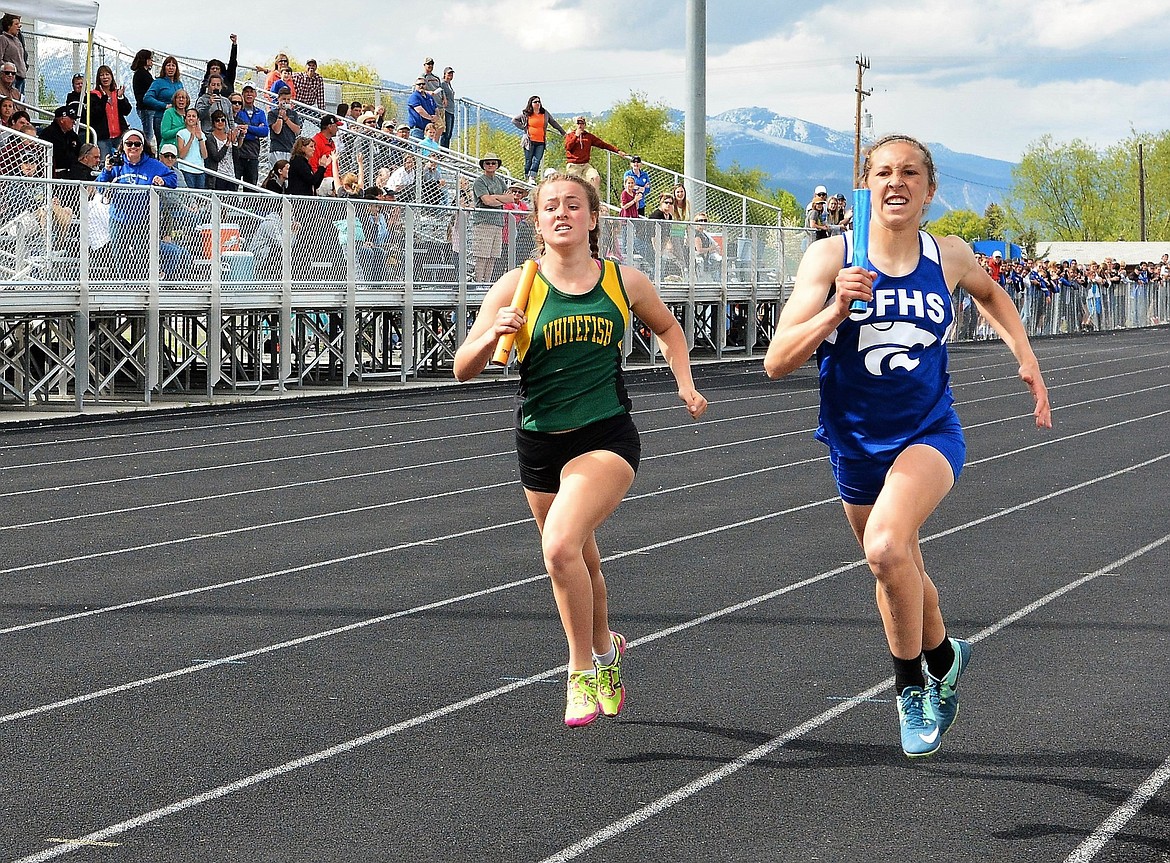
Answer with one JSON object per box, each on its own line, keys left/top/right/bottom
{"left": 764, "top": 135, "right": 1052, "bottom": 757}
{"left": 455, "top": 174, "right": 707, "bottom": 727}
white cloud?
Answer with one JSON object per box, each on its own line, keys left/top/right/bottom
{"left": 44, "top": 0, "right": 1170, "bottom": 164}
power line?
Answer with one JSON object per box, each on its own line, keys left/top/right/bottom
{"left": 937, "top": 169, "right": 1012, "bottom": 192}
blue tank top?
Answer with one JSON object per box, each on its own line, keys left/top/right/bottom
{"left": 814, "top": 231, "right": 957, "bottom": 460}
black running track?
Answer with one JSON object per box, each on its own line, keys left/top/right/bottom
{"left": 0, "top": 329, "right": 1167, "bottom": 863}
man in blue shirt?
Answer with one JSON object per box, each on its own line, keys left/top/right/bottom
{"left": 406, "top": 77, "right": 437, "bottom": 141}
{"left": 234, "top": 84, "right": 269, "bottom": 186}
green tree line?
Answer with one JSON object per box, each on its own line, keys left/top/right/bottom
{"left": 926, "top": 130, "right": 1170, "bottom": 250}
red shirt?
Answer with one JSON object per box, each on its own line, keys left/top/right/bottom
{"left": 311, "top": 131, "right": 336, "bottom": 178}
{"left": 564, "top": 130, "right": 619, "bottom": 164}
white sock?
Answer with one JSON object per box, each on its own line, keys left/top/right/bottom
{"left": 593, "top": 644, "right": 617, "bottom": 666}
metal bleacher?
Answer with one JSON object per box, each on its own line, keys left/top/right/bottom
{"left": 2, "top": 27, "right": 797, "bottom": 412}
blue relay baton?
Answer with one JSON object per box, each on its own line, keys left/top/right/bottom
{"left": 850, "top": 188, "right": 871, "bottom": 312}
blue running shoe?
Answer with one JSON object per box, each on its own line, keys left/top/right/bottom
{"left": 897, "top": 685, "right": 941, "bottom": 757}
{"left": 927, "top": 638, "right": 972, "bottom": 736}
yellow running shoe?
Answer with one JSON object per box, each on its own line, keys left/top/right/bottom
{"left": 595, "top": 632, "right": 627, "bottom": 718}
{"left": 564, "top": 670, "right": 599, "bottom": 727}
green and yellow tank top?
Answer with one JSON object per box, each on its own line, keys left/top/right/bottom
{"left": 513, "top": 259, "right": 632, "bottom": 432}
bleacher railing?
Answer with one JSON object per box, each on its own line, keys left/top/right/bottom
{"left": 28, "top": 27, "right": 784, "bottom": 229}
{"left": 0, "top": 174, "right": 793, "bottom": 409}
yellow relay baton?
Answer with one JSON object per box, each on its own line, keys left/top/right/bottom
{"left": 491, "top": 258, "right": 538, "bottom": 366}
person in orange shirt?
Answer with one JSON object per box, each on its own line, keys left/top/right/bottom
{"left": 513, "top": 95, "right": 566, "bottom": 183}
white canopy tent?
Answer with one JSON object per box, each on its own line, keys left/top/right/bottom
{"left": 5, "top": 0, "right": 100, "bottom": 137}
{"left": 3, "top": 0, "right": 99, "bottom": 30}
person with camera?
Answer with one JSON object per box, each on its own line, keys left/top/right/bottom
{"left": 267, "top": 87, "right": 301, "bottom": 167}
{"left": 96, "top": 128, "right": 178, "bottom": 280}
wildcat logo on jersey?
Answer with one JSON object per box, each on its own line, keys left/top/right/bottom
{"left": 856, "top": 321, "right": 937, "bottom": 376}
{"left": 543, "top": 314, "right": 615, "bottom": 350}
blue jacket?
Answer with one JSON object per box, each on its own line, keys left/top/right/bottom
{"left": 143, "top": 77, "right": 184, "bottom": 113}
{"left": 97, "top": 154, "right": 179, "bottom": 224}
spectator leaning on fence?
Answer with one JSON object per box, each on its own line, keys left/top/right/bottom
{"left": 564, "top": 116, "right": 627, "bottom": 189}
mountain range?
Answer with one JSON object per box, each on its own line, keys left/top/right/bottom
{"left": 37, "top": 50, "right": 1014, "bottom": 217}
{"left": 703, "top": 107, "right": 1015, "bottom": 219}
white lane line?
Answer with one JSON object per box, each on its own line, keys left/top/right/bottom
{"left": 4, "top": 444, "right": 1167, "bottom": 743}
{"left": 0, "top": 336, "right": 1150, "bottom": 470}
{"left": 1, "top": 364, "right": 1159, "bottom": 533}
{"left": 0, "top": 493, "right": 840, "bottom": 725}
{"left": 1064, "top": 753, "right": 1170, "bottom": 863}
{"left": 537, "top": 533, "right": 1170, "bottom": 863}
{"left": 0, "top": 431, "right": 821, "bottom": 580}
{"left": 15, "top": 531, "right": 1166, "bottom": 863}
{"left": 4, "top": 398, "right": 1163, "bottom": 585}
{"left": 0, "top": 460, "right": 823, "bottom": 636}
{"left": 0, "top": 393, "right": 814, "bottom": 501}
{"left": 2, "top": 340, "right": 1157, "bottom": 480}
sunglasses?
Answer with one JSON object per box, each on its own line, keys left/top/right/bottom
{"left": 230, "top": 101, "right": 242, "bottom": 107}
{"left": 482, "top": 161, "right": 500, "bottom": 166}
{"left": 124, "top": 141, "right": 143, "bottom": 147}
{"left": 363, "top": 120, "right": 376, "bottom": 126}
{"left": 1, "top": 71, "right": 14, "bottom": 75}
{"left": 161, "top": 153, "right": 177, "bottom": 158}
{"left": 661, "top": 199, "right": 674, "bottom": 204}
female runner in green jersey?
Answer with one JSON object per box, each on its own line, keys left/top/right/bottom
{"left": 455, "top": 174, "right": 707, "bottom": 726}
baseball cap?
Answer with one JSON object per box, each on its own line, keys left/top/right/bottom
{"left": 241, "top": 83, "right": 255, "bottom": 92}
{"left": 814, "top": 185, "right": 828, "bottom": 195}
{"left": 992, "top": 250, "right": 1002, "bottom": 258}
{"left": 159, "top": 143, "right": 179, "bottom": 156}
{"left": 319, "top": 114, "right": 339, "bottom": 127}
{"left": 122, "top": 129, "right": 145, "bottom": 144}
{"left": 424, "top": 57, "right": 434, "bottom": 65}
{"left": 54, "top": 104, "right": 78, "bottom": 119}
{"left": 630, "top": 155, "right": 642, "bottom": 163}
{"left": 443, "top": 66, "right": 454, "bottom": 74}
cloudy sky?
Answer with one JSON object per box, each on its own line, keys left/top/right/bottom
{"left": 80, "top": 0, "right": 1170, "bottom": 162}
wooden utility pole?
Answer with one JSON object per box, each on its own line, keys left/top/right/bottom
{"left": 853, "top": 55, "right": 871, "bottom": 185}
{"left": 1139, "top": 143, "right": 1147, "bottom": 242}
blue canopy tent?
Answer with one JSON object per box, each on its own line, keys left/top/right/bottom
{"left": 972, "top": 239, "right": 1023, "bottom": 260}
